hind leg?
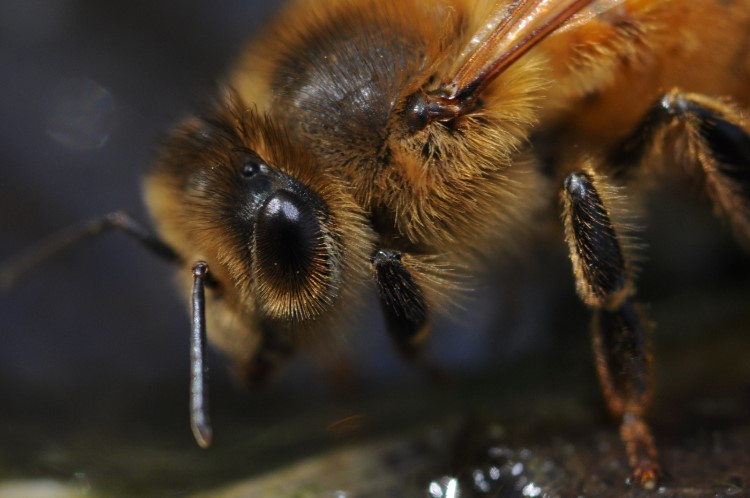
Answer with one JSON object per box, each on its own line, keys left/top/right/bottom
{"left": 562, "top": 89, "right": 750, "bottom": 487}
{"left": 561, "top": 169, "right": 660, "bottom": 488}
{"left": 610, "top": 88, "right": 750, "bottom": 243}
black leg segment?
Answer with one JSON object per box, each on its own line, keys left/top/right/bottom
{"left": 371, "top": 249, "right": 429, "bottom": 359}
{"left": 593, "top": 299, "right": 650, "bottom": 411}
{"left": 563, "top": 172, "right": 629, "bottom": 308}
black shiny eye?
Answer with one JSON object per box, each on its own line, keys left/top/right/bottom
{"left": 255, "top": 190, "right": 323, "bottom": 281}
{"left": 242, "top": 161, "right": 261, "bottom": 178}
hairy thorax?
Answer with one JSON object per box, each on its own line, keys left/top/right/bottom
{"left": 232, "top": 0, "right": 547, "bottom": 257}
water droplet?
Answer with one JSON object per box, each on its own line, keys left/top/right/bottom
{"left": 428, "top": 481, "right": 443, "bottom": 498}
{"left": 427, "top": 476, "right": 461, "bottom": 498}
{"left": 488, "top": 466, "right": 501, "bottom": 480}
{"left": 522, "top": 482, "right": 542, "bottom": 497}
{"left": 472, "top": 469, "right": 490, "bottom": 493}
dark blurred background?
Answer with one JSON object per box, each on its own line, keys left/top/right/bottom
{"left": 1, "top": 1, "right": 749, "bottom": 496}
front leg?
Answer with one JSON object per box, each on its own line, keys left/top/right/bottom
{"left": 561, "top": 169, "right": 660, "bottom": 489}
{"left": 371, "top": 249, "right": 430, "bottom": 360}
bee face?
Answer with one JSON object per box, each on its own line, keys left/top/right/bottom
{"left": 146, "top": 94, "right": 374, "bottom": 331}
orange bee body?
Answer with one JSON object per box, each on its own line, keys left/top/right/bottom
{"left": 542, "top": 0, "right": 750, "bottom": 147}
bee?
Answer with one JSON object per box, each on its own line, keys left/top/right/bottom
{"left": 3, "top": 0, "right": 750, "bottom": 489}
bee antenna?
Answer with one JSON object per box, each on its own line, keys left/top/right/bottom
{"left": 0, "top": 210, "right": 180, "bottom": 292}
{"left": 190, "top": 261, "right": 213, "bottom": 448}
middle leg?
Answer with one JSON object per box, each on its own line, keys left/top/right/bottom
{"left": 371, "top": 249, "right": 431, "bottom": 360}
{"left": 371, "top": 248, "right": 464, "bottom": 378}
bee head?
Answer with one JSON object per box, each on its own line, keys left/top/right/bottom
{"left": 145, "top": 91, "right": 373, "bottom": 325}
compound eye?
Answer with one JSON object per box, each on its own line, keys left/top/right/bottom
{"left": 254, "top": 190, "right": 324, "bottom": 284}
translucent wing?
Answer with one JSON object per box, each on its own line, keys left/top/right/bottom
{"left": 443, "top": 0, "right": 596, "bottom": 100}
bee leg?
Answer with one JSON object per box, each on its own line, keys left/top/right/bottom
{"left": 594, "top": 301, "right": 659, "bottom": 489}
{"left": 371, "top": 249, "right": 430, "bottom": 361}
{"left": 610, "top": 88, "right": 750, "bottom": 243}
{"left": 561, "top": 170, "right": 660, "bottom": 489}
{"left": 1, "top": 210, "right": 180, "bottom": 290}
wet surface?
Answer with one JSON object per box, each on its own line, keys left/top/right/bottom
{"left": 1, "top": 283, "right": 749, "bottom": 497}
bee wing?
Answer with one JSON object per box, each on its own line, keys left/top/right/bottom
{"left": 443, "top": 0, "right": 625, "bottom": 100}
